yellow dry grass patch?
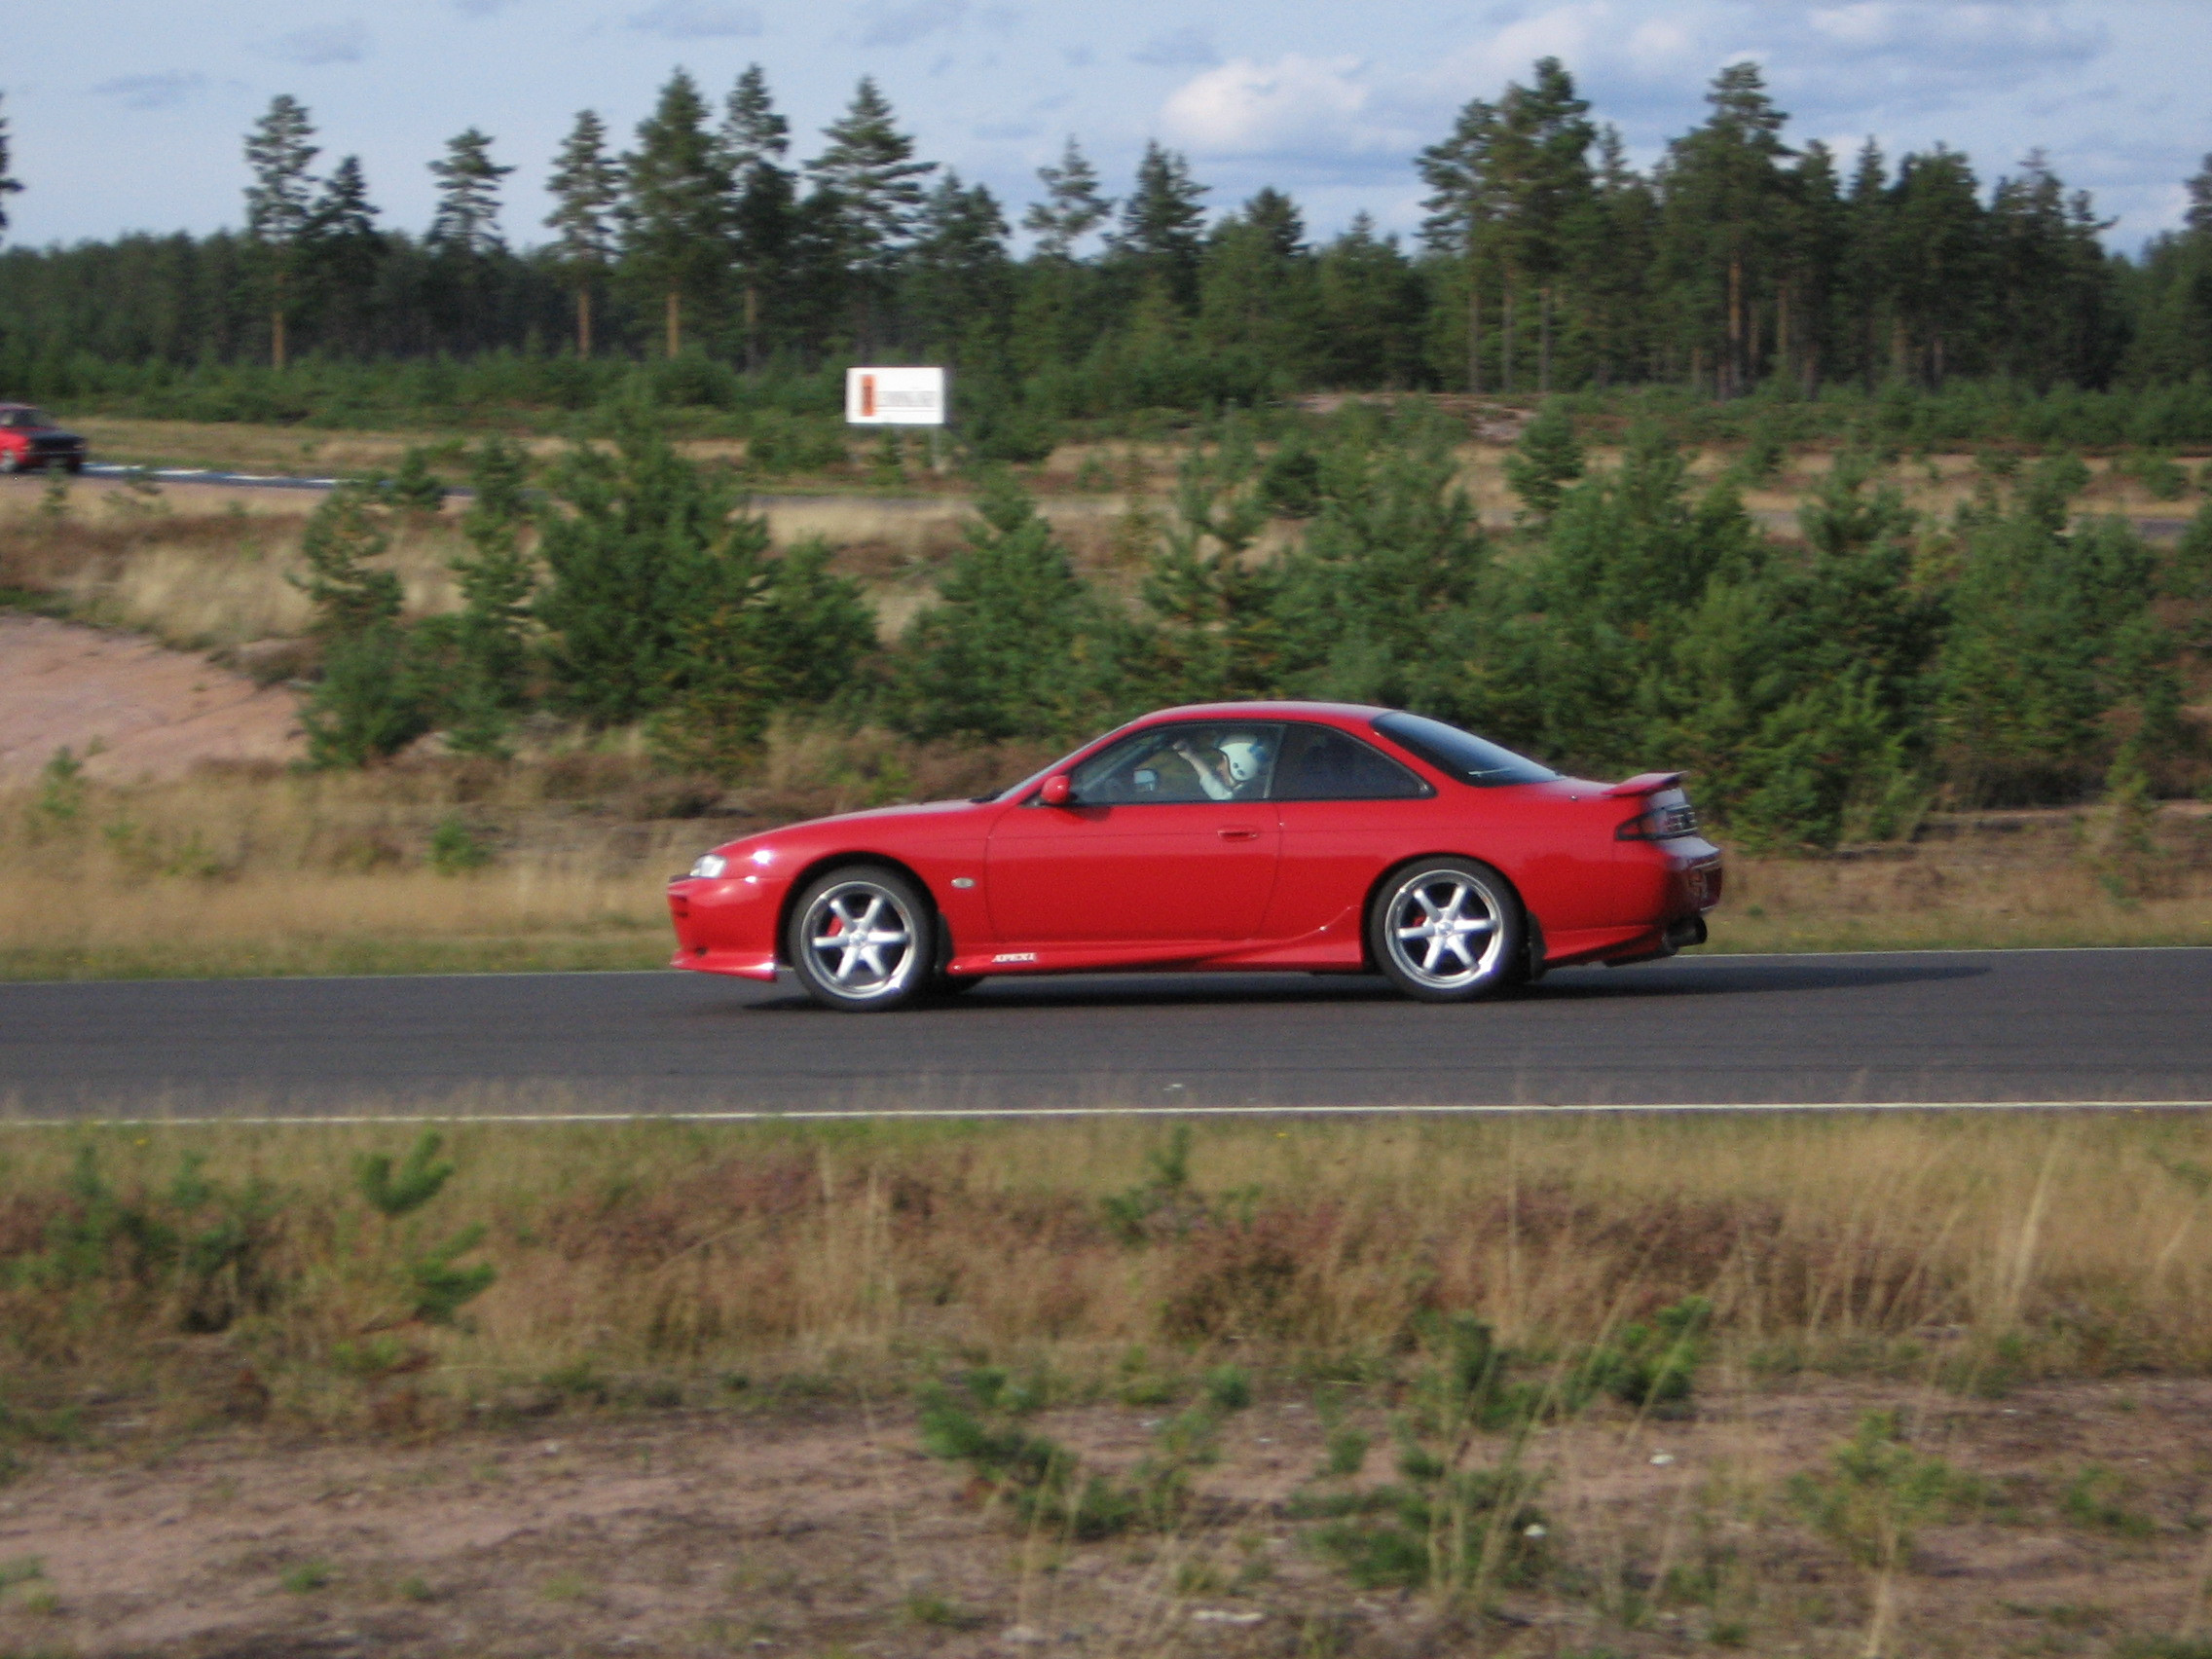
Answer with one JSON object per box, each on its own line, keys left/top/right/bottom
{"left": 4, "top": 1109, "right": 2210, "bottom": 1413}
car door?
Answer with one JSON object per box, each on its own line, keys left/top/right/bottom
{"left": 985, "top": 721, "right": 1284, "bottom": 949}
{"left": 1261, "top": 721, "right": 1438, "bottom": 941}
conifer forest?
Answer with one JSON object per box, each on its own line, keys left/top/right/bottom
{"left": 2, "top": 61, "right": 2210, "bottom": 848}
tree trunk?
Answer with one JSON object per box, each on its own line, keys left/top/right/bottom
{"left": 665, "top": 287, "right": 682, "bottom": 358}
{"left": 1776, "top": 281, "right": 1791, "bottom": 387}
{"left": 1466, "top": 264, "right": 1483, "bottom": 394}
{"left": 1539, "top": 286, "right": 1553, "bottom": 394}
{"left": 1501, "top": 283, "right": 1515, "bottom": 394}
{"left": 1725, "top": 252, "right": 1744, "bottom": 399}
{"left": 745, "top": 283, "right": 760, "bottom": 374}
{"left": 271, "top": 309, "right": 286, "bottom": 373}
{"left": 576, "top": 286, "right": 593, "bottom": 358}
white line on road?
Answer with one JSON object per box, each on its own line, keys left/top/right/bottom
{"left": 7, "top": 1100, "right": 2210, "bottom": 1128}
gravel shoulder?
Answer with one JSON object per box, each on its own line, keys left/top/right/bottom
{"left": 0, "top": 614, "right": 303, "bottom": 785}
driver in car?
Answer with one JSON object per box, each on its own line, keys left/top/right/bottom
{"left": 1169, "top": 730, "right": 1272, "bottom": 800}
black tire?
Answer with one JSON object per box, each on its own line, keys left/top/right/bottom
{"left": 1366, "top": 858, "right": 1525, "bottom": 1004}
{"left": 786, "top": 866, "right": 935, "bottom": 1012}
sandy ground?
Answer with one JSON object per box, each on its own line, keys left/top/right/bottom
{"left": 1, "top": 1377, "right": 2209, "bottom": 1657}
{"left": 0, "top": 614, "right": 303, "bottom": 785}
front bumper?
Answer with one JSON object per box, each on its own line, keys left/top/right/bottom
{"left": 667, "top": 872, "right": 786, "bottom": 979}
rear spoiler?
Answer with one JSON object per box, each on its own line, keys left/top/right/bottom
{"left": 1602, "top": 772, "right": 1684, "bottom": 799}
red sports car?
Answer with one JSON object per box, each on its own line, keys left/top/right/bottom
{"left": 667, "top": 702, "right": 1722, "bottom": 1011}
{"left": 0, "top": 405, "right": 88, "bottom": 474}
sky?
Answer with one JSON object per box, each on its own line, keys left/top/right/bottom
{"left": 3, "top": 0, "right": 2209, "bottom": 255}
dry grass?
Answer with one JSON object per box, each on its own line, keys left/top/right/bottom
{"left": 0, "top": 478, "right": 461, "bottom": 648}
{"left": 2, "top": 746, "right": 2208, "bottom": 979}
{"left": 3, "top": 1109, "right": 2208, "bottom": 1421}
{"left": 0, "top": 729, "right": 1063, "bottom": 978}
{"left": 10, "top": 1076, "right": 2212, "bottom": 1652}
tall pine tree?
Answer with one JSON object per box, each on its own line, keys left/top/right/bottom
{"left": 1023, "top": 136, "right": 1113, "bottom": 258}
{"left": 724, "top": 65, "right": 796, "bottom": 368}
{"left": 545, "top": 111, "right": 620, "bottom": 357}
{"left": 619, "top": 70, "right": 733, "bottom": 358}
{"left": 243, "top": 94, "right": 319, "bottom": 370}
{"left": 1113, "top": 141, "right": 1208, "bottom": 307}
{"left": 0, "top": 92, "right": 21, "bottom": 235}
{"left": 807, "top": 77, "right": 935, "bottom": 354}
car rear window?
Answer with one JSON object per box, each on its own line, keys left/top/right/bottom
{"left": 1272, "top": 723, "right": 1430, "bottom": 800}
{"left": 1372, "top": 712, "right": 1558, "bottom": 787}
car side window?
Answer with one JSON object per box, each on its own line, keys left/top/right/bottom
{"left": 1066, "top": 722, "right": 1282, "bottom": 804}
{"left": 1272, "top": 723, "right": 1431, "bottom": 801}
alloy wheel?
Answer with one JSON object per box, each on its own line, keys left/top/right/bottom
{"left": 799, "top": 878, "right": 921, "bottom": 1003}
{"left": 1380, "top": 866, "right": 1509, "bottom": 992}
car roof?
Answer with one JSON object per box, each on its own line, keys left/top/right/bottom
{"left": 1135, "top": 701, "right": 1389, "bottom": 724}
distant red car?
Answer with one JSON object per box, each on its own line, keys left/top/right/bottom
{"left": 668, "top": 703, "right": 1722, "bottom": 1011}
{"left": 0, "top": 405, "right": 87, "bottom": 474}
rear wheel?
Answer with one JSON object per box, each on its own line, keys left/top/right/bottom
{"left": 1368, "top": 859, "right": 1524, "bottom": 1003}
{"left": 786, "top": 866, "right": 934, "bottom": 1012}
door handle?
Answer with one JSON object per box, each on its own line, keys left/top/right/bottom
{"left": 1218, "top": 827, "right": 1262, "bottom": 842}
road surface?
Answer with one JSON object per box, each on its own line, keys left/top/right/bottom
{"left": 2, "top": 947, "right": 2207, "bottom": 1119}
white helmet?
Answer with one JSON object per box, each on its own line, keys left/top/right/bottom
{"left": 1218, "top": 733, "right": 1270, "bottom": 787}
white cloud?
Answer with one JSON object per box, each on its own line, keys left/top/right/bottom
{"left": 1160, "top": 55, "right": 1409, "bottom": 160}
{"left": 90, "top": 72, "right": 208, "bottom": 111}
{"left": 626, "top": 0, "right": 763, "bottom": 38}
{"left": 1132, "top": 26, "right": 1219, "bottom": 69}
{"left": 859, "top": 0, "right": 966, "bottom": 47}
{"left": 1807, "top": 1, "right": 2101, "bottom": 61}
{"left": 268, "top": 20, "right": 370, "bottom": 65}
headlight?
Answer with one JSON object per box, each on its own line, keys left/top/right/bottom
{"left": 689, "top": 853, "right": 730, "bottom": 879}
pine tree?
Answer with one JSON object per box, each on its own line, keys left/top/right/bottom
{"left": 1888, "top": 145, "right": 1983, "bottom": 386}
{"left": 1488, "top": 58, "right": 1594, "bottom": 392}
{"left": 905, "top": 171, "right": 1012, "bottom": 352}
{"left": 303, "top": 155, "right": 382, "bottom": 352}
{"left": 724, "top": 65, "right": 795, "bottom": 368}
{"left": 535, "top": 421, "right": 757, "bottom": 725}
{"left": 1023, "top": 136, "right": 1113, "bottom": 258}
{"left": 545, "top": 110, "right": 619, "bottom": 356}
{"left": 807, "top": 77, "right": 936, "bottom": 353}
{"left": 0, "top": 92, "right": 22, "bottom": 235}
{"left": 243, "top": 94, "right": 320, "bottom": 370}
{"left": 1113, "top": 141, "right": 1208, "bottom": 306}
{"left": 1418, "top": 96, "right": 1501, "bottom": 391}
{"left": 427, "top": 128, "right": 512, "bottom": 254}
{"left": 620, "top": 69, "right": 734, "bottom": 358}
{"left": 896, "top": 470, "right": 1098, "bottom": 741}
{"left": 1658, "top": 62, "right": 1793, "bottom": 397}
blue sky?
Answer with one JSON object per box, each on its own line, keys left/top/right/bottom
{"left": 4, "top": 0, "right": 2208, "bottom": 253}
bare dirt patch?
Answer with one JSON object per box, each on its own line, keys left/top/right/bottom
{"left": 0, "top": 1379, "right": 2206, "bottom": 1657}
{"left": 0, "top": 615, "right": 303, "bottom": 784}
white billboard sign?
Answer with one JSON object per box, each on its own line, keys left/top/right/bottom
{"left": 845, "top": 366, "right": 947, "bottom": 426}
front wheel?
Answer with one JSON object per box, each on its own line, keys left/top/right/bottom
{"left": 786, "top": 866, "right": 934, "bottom": 1012}
{"left": 1368, "top": 859, "right": 1524, "bottom": 1004}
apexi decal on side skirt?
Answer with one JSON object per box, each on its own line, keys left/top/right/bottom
{"left": 992, "top": 952, "right": 1038, "bottom": 964}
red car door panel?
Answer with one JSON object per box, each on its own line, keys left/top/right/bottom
{"left": 985, "top": 719, "right": 1285, "bottom": 950}
{"left": 986, "top": 801, "right": 1281, "bottom": 946}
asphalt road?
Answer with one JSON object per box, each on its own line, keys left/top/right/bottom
{"left": 2, "top": 947, "right": 2208, "bottom": 1119}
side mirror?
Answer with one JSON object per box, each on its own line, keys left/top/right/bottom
{"left": 1039, "top": 774, "right": 1075, "bottom": 807}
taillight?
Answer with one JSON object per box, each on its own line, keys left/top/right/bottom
{"left": 1616, "top": 793, "right": 1700, "bottom": 841}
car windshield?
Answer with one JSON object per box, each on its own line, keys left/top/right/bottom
{"left": 1372, "top": 712, "right": 1558, "bottom": 787}
{"left": 0, "top": 409, "right": 52, "bottom": 429}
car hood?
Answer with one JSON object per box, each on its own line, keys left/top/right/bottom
{"left": 716, "top": 796, "right": 988, "bottom": 856}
